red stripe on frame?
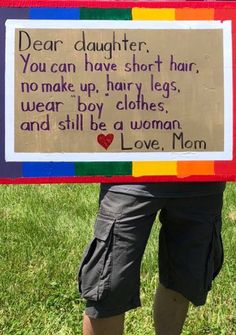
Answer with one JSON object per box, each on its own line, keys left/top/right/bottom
{"left": 0, "top": 174, "right": 234, "bottom": 184}
{"left": 0, "top": 1, "right": 235, "bottom": 9}
{"left": 214, "top": 8, "right": 236, "bottom": 176}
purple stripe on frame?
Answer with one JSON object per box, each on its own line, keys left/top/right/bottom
{"left": 0, "top": 9, "right": 29, "bottom": 177}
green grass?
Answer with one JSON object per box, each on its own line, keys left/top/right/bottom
{"left": 0, "top": 183, "right": 235, "bottom": 335}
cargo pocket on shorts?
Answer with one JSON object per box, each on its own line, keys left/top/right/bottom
{"left": 205, "top": 215, "right": 224, "bottom": 290}
{"left": 78, "top": 213, "right": 115, "bottom": 301}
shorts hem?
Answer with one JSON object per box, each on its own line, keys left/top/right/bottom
{"left": 85, "top": 302, "right": 141, "bottom": 319}
{"left": 159, "top": 281, "right": 208, "bottom": 307}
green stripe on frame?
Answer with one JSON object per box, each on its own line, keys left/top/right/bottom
{"left": 75, "top": 162, "right": 132, "bottom": 176}
{"left": 78, "top": 8, "right": 132, "bottom": 178}
{"left": 80, "top": 8, "right": 132, "bottom": 20}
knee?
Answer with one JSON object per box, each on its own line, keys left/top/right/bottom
{"left": 157, "top": 283, "right": 189, "bottom": 305}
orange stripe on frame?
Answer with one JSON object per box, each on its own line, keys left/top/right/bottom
{"left": 177, "top": 161, "right": 215, "bottom": 178}
{"left": 176, "top": 8, "right": 214, "bottom": 20}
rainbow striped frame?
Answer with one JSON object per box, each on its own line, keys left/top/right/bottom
{"left": 0, "top": 0, "right": 235, "bottom": 184}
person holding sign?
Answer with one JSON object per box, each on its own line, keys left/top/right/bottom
{"left": 78, "top": 1, "right": 226, "bottom": 334}
{"left": 78, "top": 181, "right": 225, "bottom": 335}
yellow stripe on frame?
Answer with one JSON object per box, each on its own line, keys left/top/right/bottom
{"left": 132, "top": 161, "right": 177, "bottom": 177}
{"left": 132, "top": 8, "right": 175, "bottom": 20}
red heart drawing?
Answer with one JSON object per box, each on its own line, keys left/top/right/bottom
{"left": 97, "top": 134, "right": 114, "bottom": 150}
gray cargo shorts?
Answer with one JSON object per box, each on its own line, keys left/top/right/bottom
{"left": 78, "top": 190, "right": 224, "bottom": 318}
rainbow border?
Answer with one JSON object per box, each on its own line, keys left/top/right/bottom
{"left": 0, "top": 0, "right": 235, "bottom": 184}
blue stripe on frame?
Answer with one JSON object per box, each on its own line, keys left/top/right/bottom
{"left": 22, "top": 162, "right": 75, "bottom": 177}
{"left": 29, "top": 8, "right": 80, "bottom": 19}
{"left": 24, "top": 8, "right": 80, "bottom": 178}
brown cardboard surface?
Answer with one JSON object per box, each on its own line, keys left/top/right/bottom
{"left": 14, "top": 28, "right": 224, "bottom": 153}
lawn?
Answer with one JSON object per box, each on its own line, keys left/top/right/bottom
{"left": 0, "top": 183, "right": 235, "bottom": 335}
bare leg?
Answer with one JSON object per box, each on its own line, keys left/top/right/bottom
{"left": 154, "top": 283, "right": 189, "bottom": 335}
{"left": 83, "top": 313, "right": 125, "bottom": 335}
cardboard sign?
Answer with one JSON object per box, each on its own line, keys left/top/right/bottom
{"left": 0, "top": 0, "right": 236, "bottom": 183}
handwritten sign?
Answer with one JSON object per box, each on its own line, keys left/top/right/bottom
{"left": 5, "top": 20, "right": 232, "bottom": 162}
{"left": 1, "top": 1, "right": 236, "bottom": 183}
